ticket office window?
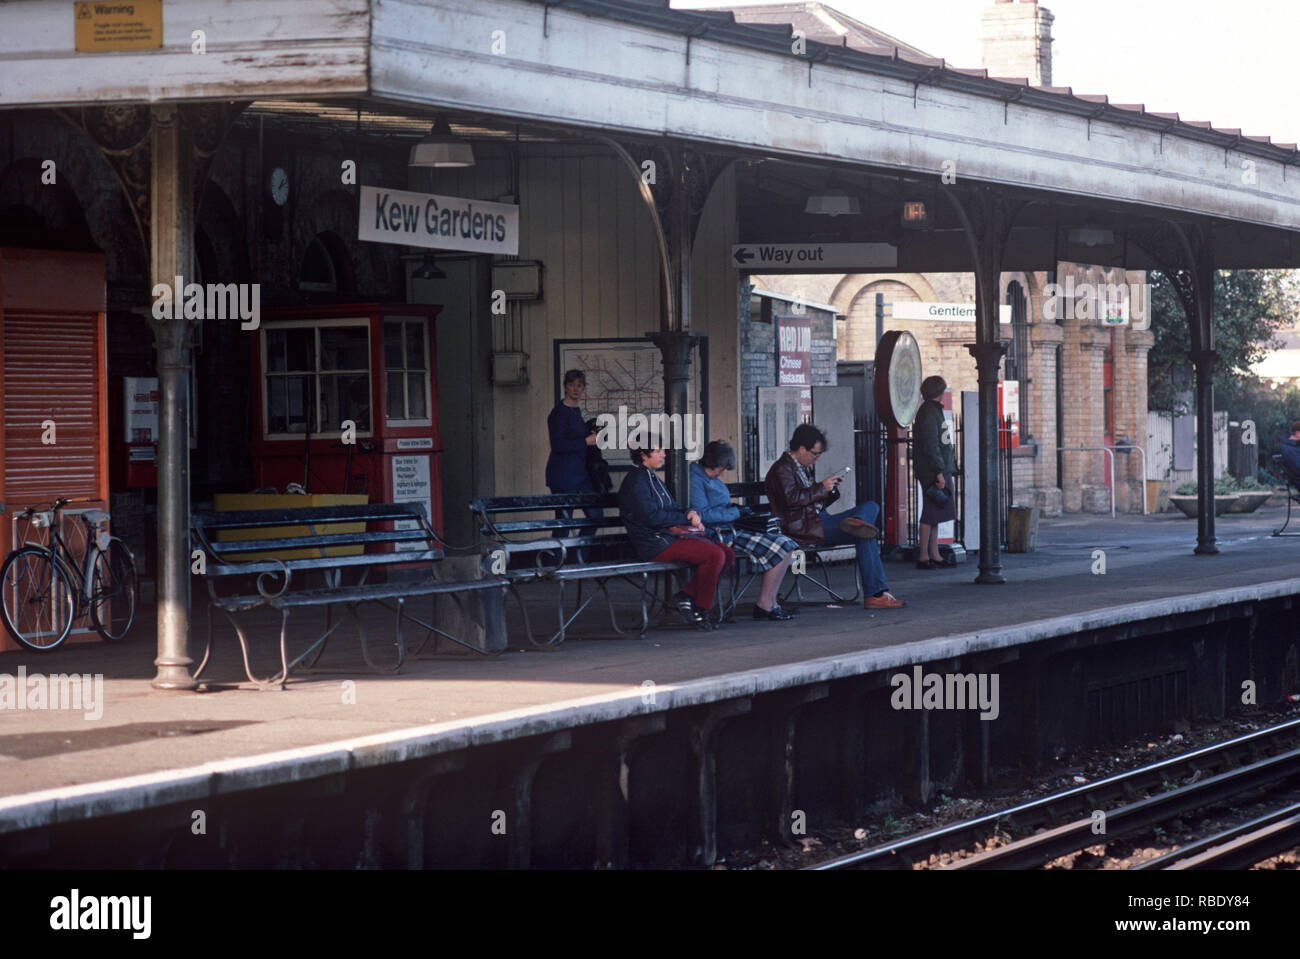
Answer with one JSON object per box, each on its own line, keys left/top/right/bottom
{"left": 383, "top": 316, "right": 431, "bottom": 426}
{"left": 263, "top": 319, "right": 372, "bottom": 438}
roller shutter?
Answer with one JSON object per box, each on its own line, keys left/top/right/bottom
{"left": 4, "top": 310, "right": 102, "bottom": 502}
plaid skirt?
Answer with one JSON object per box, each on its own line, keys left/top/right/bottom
{"left": 711, "top": 526, "right": 800, "bottom": 572}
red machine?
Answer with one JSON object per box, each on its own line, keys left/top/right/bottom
{"left": 248, "top": 304, "right": 444, "bottom": 532}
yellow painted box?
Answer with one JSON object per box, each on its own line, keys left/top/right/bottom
{"left": 213, "top": 494, "right": 370, "bottom": 562}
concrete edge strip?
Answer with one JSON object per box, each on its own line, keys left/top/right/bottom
{"left": 1, "top": 576, "right": 1296, "bottom": 835}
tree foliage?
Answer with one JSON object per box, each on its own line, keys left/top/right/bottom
{"left": 1146, "top": 269, "right": 1298, "bottom": 417}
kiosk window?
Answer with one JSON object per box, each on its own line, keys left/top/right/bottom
{"left": 384, "top": 318, "right": 430, "bottom": 423}
{"left": 264, "top": 321, "right": 371, "bottom": 436}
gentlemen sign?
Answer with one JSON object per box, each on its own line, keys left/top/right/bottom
{"left": 75, "top": 1, "right": 162, "bottom": 51}
{"left": 359, "top": 185, "right": 519, "bottom": 255}
{"left": 891, "top": 302, "right": 1012, "bottom": 323}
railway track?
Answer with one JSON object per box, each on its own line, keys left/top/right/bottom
{"left": 812, "top": 717, "right": 1300, "bottom": 871}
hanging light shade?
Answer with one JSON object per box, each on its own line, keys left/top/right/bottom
{"left": 804, "top": 175, "right": 862, "bottom": 217}
{"left": 410, "top": 253, "right": 446, "bottom": 280}
{"left": 409, "top": 115, "right": 475, "bottom": 168}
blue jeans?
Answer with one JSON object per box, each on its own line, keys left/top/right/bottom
{"left": 817, "top": 501, "right": 888, "bottom": 596}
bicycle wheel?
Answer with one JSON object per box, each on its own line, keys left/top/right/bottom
{"left": 90, "top": 539, "right": 138, "bottom": 642}
{"left": 0, "top": 547, "right": 75, "bottom": 651}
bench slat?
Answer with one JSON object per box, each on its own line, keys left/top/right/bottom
{"left": 204, "top": 550, "right": 443, "bottom": 576}
{"left": 209, "top": 528, "right": 434, "bottom": 554}
{"left": 194, "top": 503, "right": 428, "bottom": 529}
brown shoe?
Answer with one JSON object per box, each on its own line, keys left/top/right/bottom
{"left": 864, "top": 592, "right": 905, "bottom": 609}
{"left": 838, "top": 517, "right": 878, "bottom": 539}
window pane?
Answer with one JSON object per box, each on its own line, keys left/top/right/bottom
{"left": 406, "top": 323, "right": 426, "bottom": 370}
{"left": 285, "top": 329, "right": 313, "bottom": 372}
{"left": 407, "top": 372, "right": 427, "bottom": 420}
{"left": 386, "top": 372, "right": 405, "bottom": 420}
{"left": 269, "top": 376, "right": 312, "bottom": 434}
{"left": 321, "top": 374, "right": 371, "bottom": 432}
{"left": 266, "top": 330, "right": 286, "bottom": 372}
{"left": 320, "top": 326, "right": 368, "bottom": 371}
{"left": 383, "top": 321, "right": 404, "bottom": 370}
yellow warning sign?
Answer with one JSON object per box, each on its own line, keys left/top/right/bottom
{"left": 74, "top": 1, "right": 162, "bottom": 52}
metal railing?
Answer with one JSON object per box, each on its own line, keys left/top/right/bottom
{"left": 1057, "top": 445, "right": 1148, "bottom": 517}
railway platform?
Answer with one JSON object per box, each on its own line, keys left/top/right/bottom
{"left": 2, "top": 506, "right": 1297, "bottom": 867}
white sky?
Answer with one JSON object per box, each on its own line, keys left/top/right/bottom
{"left": 670, "top": 0, "right": 1300, "bottom": 147}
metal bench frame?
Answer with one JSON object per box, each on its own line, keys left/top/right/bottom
{"left": 1273, "top": 455, "right": 1300, "bottom": 537}
{"left": 472, "top": 492, "right": 695, "bottom": 645}
{"left": 720, "top": 482, "right": 862, "bottom": 608}
{"left": 192, "top": 502, "right": 504, "bottom": 689}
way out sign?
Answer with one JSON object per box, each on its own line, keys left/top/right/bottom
{"left": 359, "top": 185, "right": 519, "bottom": 255}
{"left": 732, "top": 243, "right": 896, "bottom": 272}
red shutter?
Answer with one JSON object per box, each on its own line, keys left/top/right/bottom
{"left": 4, "top": 310, "right": 102, "bottom": 503}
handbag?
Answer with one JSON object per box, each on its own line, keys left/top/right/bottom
{"left": 923, "top": 483, "right": 950, "bottom": 508}
{"left": 668, "top": 525, "right": 706, "bottom": 536}
{"left": 736, "top": 513, "right": 782, "bottom": 534}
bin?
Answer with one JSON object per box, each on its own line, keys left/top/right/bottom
{"left": 1006, "top": 506, "right": 1039, "bottom": 553}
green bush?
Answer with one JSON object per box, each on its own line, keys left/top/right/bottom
{"left": 1174, "top": 477, "right": 1248, "bottom": 495}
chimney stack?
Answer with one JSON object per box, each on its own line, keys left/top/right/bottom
{"left": 980, "top": 0, "right": 1054, "bottom": 87}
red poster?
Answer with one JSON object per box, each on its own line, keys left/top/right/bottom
{"left": 776, "top": 315, "right": 812, "bottom": 420}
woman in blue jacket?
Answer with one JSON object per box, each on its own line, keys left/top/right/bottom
{"left": 546, "top": 370, "right": 603, "bottom": 525}
{"left": 690, "top": 440, "right": 799, "bottom": 621}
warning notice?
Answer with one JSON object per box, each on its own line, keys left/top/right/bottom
{"left": 391, "top": 455, "right": 432, "bottom": 552}
{"left": 75, "top": 1, "right": 162, "bottom": 52}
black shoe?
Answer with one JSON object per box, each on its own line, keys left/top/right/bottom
{"left": 672, "top": 590, "right": 696, "bottom": 613}
{"left": 916, "top": 560, "right": 938, "bottom": 570}
{"left": 753, "top": 604, "right": 795, "bottom": 621}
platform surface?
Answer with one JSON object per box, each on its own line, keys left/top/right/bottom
{"left": 2, "top": 507, "right": 1298, "bottom": 810}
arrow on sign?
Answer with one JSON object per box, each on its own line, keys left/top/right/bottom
{"left": 733, "top": 247, "right": 754, "bottom": 265}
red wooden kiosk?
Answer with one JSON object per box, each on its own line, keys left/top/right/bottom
{"left": 247, "top": 304, "right": 444, "bottom": 533}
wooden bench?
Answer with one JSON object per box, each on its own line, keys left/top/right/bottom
{"left": 722, "top": 482, "right": 862, "bottom": 607}
{"left": 192, "top": 502, "right": 503, "bottom": 689}
{"left": 471, "top": 492, "right": 694, "bottom": 645}
{"left": 1273, "top": 454, "right": 1300, "bottom": 536}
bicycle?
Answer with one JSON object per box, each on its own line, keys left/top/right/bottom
{"left": 0, "top": 497, "right": 138, "bottom": 651}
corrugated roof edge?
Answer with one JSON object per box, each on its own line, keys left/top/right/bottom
{"left": 552, "top": 0, "right": 1300, "bottom": 163}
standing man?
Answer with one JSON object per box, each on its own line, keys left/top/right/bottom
{"left": 765, "top": 424, "right": 904, "bottom": 610}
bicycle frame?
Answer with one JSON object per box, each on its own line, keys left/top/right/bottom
{"left": 19, "top": 503, "right": 106, "bottom": 612}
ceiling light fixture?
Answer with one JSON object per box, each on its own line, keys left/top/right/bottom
{"left": 805, "top": 173, "right": 862, "bottom": 217}
{"left": 409, "top": 115, "right": 476, "bottom": 168}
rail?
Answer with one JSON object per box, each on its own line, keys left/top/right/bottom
{"left": 1057, "top": 445, "right": 1147, "bottom": 517}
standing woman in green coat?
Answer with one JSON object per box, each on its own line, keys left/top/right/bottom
{"left": 913, "top": 375, "right": 958, "bottom": 569}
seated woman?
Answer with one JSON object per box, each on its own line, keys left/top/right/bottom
{"left": 690, "top": 440, "right": 800, "bottom": 621}
{"left": 619, "top": 445, "right": 734, "bottom": 631}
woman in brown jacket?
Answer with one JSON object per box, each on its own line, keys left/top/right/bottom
{"left": 764, "top": 423, "right": 904, "bottom": 609}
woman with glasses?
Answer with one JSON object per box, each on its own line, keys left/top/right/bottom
{"left": 689, "top": 440, "right": 799, "bottom": 621}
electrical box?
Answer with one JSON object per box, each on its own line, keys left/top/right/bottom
{"left": 492, "top": 351, "right": 529, "bottom": 386}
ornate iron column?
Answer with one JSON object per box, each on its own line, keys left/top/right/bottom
{"left": 147, "top": 105, "right": 199, "bottom": 689}
{"left": 1130, "top": 220, "right": 1218, "bottom": 555}
{"left": 947, "top": 187, "right": 1017, "bottom": 584}
{"left": 598, "top": 137, "right": 731, "bottom": 504}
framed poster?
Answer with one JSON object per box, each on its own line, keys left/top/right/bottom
{"left": 553, "top": 337, "right": 708, "bottom": 469}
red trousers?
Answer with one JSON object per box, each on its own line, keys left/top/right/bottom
{"left": 653, "top": 537, "right": 735, "bottom": 610}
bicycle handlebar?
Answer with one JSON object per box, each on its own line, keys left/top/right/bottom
{"left": 20, "top": 497, "right": 99, "bottom": 516}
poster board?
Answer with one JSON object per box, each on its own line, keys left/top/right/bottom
{"left": 812, "top": 386, "right": 855, "bottom": 511}
{"left": 757, "top": 386, "right": 802, "bottom": 481}
{"left": 554, "top": 338, "right": 708, "bottom": 469}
